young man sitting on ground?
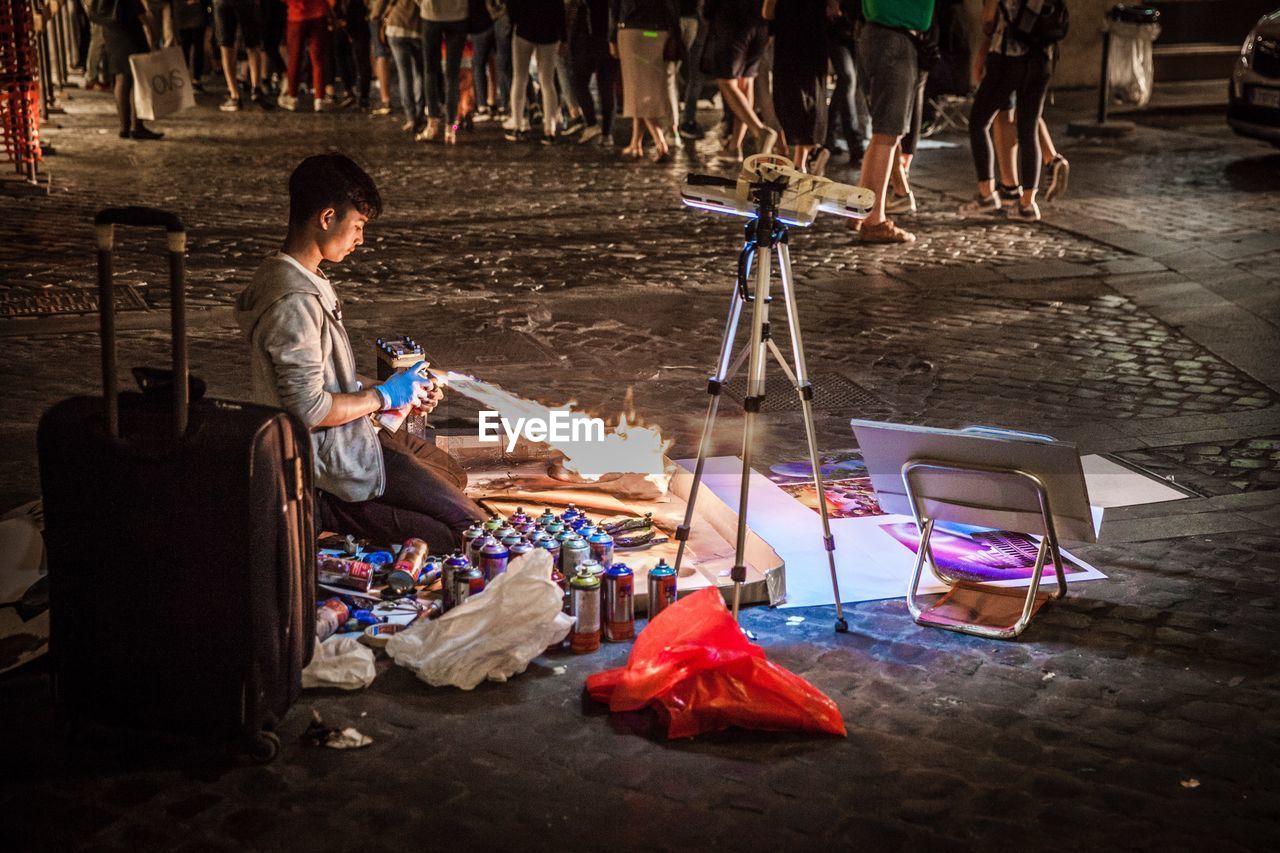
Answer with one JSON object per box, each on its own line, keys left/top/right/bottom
{"left": 236, "top": 153, "right": 486, "bottom": 553}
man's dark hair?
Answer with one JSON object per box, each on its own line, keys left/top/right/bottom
{"left": 288, "top": 154, "right": 383, "bottom": 226}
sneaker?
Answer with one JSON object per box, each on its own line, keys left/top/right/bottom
{"left": 335, "top": 93, "right": 356, "bottom": 110}
{"left": 958, "top": 194, "right": 1002, "bottom": 217}
{"left": 1008, "top": 201, "right": 1041, "bottom": 222}
{"left": 858, "top": 219, "right": 916, "bottom": 244}
{"left": 678, "top": 121, "right": 705, "bottom": 140}
{"left": 370, "top": 101, "right": 393, "bottom": 116}
{"left": 714, "top": 147, "right": 743, "bottom": 164}
{"left": 473, "top": 105, "right": 491, "bottom": 122}
{"left": 314, "top": 98, "right": 333, "bottom": 112}
{"left": 503, "top": 127, "right": 529, "bottom": 142}
{"left": 578, "top": 125, "right": 602, "bottom": 144}
{"left": 539, "top": 133, "right": 557, "bottom": 145}
{"left": 997, "top": 183, "right": 1022, "bottom": 201}
{"left": 252, "top": 86, "right": 275, "bottom": 110}
{"left": 1043, "top": 155, "right": 1069, "bottom": 202}
{"left": 884, "top": 190, "right": 917, "bottom": 215}
{"left": 277, "top": 93, "right": 298, "bottom": 111}
{"left": 562, "top": 115, "right": 586, "bottom": 136}
{"left": 219, "top": 95, "right": 242, "bottom": 112}
{"left": 400, "top": 118, "right": 416, "bottom": 132}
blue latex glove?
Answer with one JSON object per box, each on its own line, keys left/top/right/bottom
{"left": 376, "top": 361, "right": 430, "bottom": 410}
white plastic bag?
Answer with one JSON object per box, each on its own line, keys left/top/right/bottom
{"left": 302, "top": 636, "right": 377, "bottom": 690}
{"left": 387, "top": 549, "right": 573, "bottom": 690}
{"left": 1107, "top": 19, "right": 1161, "bottom": 108}
{"left": 129, "top": 46, "right": 196, "bottom": 120}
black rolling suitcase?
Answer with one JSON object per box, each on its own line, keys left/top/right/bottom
{"left": 37, "top": 207, "right": 315, "bottom": 762}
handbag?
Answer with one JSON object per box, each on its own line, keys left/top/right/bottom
{"left": 129, "top": 46, "right": 196, "bottom": 121}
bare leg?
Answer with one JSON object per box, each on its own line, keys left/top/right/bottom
{"left": 624, "top": 119, "right": 643, "bottom": 156}
{"left": 375, "top": 55, "right": 391, "bottom": 104}
{"left": 856, "top": 132, "right": 903, "bottom": 227}
{"left": 889, "top": 145, "right": 912, "bottom": 196}
{"left": 718, "top": 77, "right": 763, "bottom": 134}
{"left": 644, "top": 117, "right": 669, "bottom": 157}
{"left": 1038, "top": 117, "right": 1058, "bottom": 164}
{"left": 219, "top": 46, "right": 239, "bottom": 98}
{"left": 792, "top": 143, "right": 812, "bottom": 171}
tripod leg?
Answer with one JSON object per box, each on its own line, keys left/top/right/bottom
{"left": 732, "top": 242, "right": 772, "bottom": 622}
{"left": 775, "top": 243, "right": 849, "bottom": 633}
{"left": 673, "top": 252, "right": 751, "bottom": 578}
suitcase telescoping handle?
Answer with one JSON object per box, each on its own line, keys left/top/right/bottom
{"left": 94, "top": 207, "right": 188, "bottom": 440}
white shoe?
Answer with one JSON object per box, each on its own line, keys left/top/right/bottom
{"left": 884, "top": 190, "right": 917, "bottom": 215}
{"left": 578, "top": 125, "right": 602, "bottom": 144}
{"left": 276, "top": 93, "right": 298, "bottom": 111}
{"left": 314, "top": 98, "right": 333, "bottom": 113}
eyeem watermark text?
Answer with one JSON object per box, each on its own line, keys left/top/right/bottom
{"left": 478, "top": 411, "right": 606, "bottom": 452}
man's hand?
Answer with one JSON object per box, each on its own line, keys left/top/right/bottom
{"left": 376, "top": 361, "right": 432, "bottom": 410}
{"left": 416, "top": 382, "right": 444, "bottom": 417}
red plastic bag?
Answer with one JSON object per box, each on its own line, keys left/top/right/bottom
{"left": 586, "top": 588, "right": 846, "bottom": 739}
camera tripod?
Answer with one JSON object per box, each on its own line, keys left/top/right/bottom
{"left": 673, "top": 174, "right": 849, "bottom": 633}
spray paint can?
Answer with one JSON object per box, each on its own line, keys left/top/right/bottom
{"left": 374, "top": 360, "right": 432, "bottom": 434}
{"left": 468, "top": 530, "right": 488, "bottom": 567}
{"left": 561, "top": 534, "right": 590, "bottom": 576}
{"left": 545, "top": 520, "right": 565, "bottom": 537}
{"left": 479, "top": 536, "right": 511, "bottom": 581}
{"left": 495, "top": 524, "right": 519, "bottom": 543}
{"left": 562, "top": 504, "right": 582, "bottom": 524}
{"left": 509, "top": 539, "right": 536, "bottom": 563}
{"left": 537, "top": 536, "right": 561, "bottom": 568}
{"left": 509, "top": 507, "right": 530, "bottom": 527}
{"left": 587, "top": 530, "right": 615, "bottom": 570}
{"left": 442, "top": 551, "right": 470, "bottom": 611}
{"left": 460, "top": 520, "right": 486, "bottom": 554}
{"left": 483, "top": 515, "right": 503, "bottom": 534}
{"left": 317, "top": 556, "right": 376, "bottom": 592}
{"left": 537, "top": 509, "right": 557, "bottom": 528}
{"left": 603, "top": 563, "right": 635, "bottom": 642}
{"left": 646, "top": 559, "right": 677, "bottom": 619}
{"left": 516, "top": 521, "right": 540, "bottom": 538}
{"left": 385, "top": 538, "right": 430, "bottom": 594}
{"left": 568, "top": 566, "right": 602, "bottom": 653}
{"left": 453, "top": 565, "right": 485, "bottom": 607}
{"left": 501, "top": 532, "right": 524, "bottom": 550}
{"left": 316, "top": 598, "right": 350, "bottom": 640}
{"left": 570, "top": 515, "right": 592, "bottom": 533}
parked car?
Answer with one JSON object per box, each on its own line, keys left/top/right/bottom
{"left": 1229, "top": 8, "right": 1280, "bottom": 146}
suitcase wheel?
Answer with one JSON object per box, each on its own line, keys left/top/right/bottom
{"left": 247, "top": 730, "right": 281, "bottom": 764}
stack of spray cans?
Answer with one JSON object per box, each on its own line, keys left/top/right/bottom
{"left": 447, "top": 506, "right": 675, "bottom": 650}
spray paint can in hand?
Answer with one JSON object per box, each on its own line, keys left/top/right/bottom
{"left": 569, "top": 566, "right": 602, "bottom": 653}
{"left": 385, "top": 538, "right": 430, "bottom": 595}
{"left": 647, "top": 558, "right": 677, "bottom": 619}
{"left": 603, "top": 563, "right": 635, "bottom": 642}
{"left": 316, "top": 598, "right": 350, "bottom": 640}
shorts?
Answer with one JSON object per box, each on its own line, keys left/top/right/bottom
{"left": 700, "top": 19, "right": 768, "bottom": 80}
{"left": 372, "top": 26, "right": 390, "bottom": 59}
{"left": 214, "top": 0, "right": 264, "bottom": 50}
{"left": 856, "top": 22, "right": 920, "bottom": 138}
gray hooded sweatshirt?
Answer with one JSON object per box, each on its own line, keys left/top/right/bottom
{"left": 236, "top": 253, "right": 385, "bottom": 502}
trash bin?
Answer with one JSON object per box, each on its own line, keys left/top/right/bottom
{"left": 1106, "top": 4, "right": 1162, "bottom": 108}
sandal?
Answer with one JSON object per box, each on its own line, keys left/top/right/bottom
{"left": 858, "top": 219, "right": 916, "bottom": 244}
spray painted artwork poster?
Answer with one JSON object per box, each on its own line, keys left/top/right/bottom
{"left": 878, "top": 521, "right": 1095, "bottom": 583}
{"left": 777, "top": 477, "right": 886, "bottom": 519}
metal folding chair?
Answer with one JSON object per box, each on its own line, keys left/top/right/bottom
{"left": 901, "top": 459, "right": 1068, "bottom": 640}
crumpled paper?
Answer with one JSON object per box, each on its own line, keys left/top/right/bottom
{"left": 301, "top": 636, "right": 377, "bottom": 690}
{"left": 386, "top": 548, "right": 573, "bottom": 690}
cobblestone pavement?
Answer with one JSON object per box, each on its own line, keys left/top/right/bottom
{"left": 2, "top": 89, "right": 1279, "bottom": 850}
